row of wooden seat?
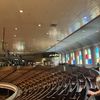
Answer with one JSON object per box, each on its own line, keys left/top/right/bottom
{"left": 14, "top": 68, "right": 86, "bottom": 100}
{"left": 16, "top": 75, "right": 87, "bottom": 100}
{"left": 0, "top": 66, "right": 98, "bottom": 100}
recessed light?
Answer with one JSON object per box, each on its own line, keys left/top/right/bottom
{"left": 19, "top": 10, "right": 23, "bottom": 13}
{"left": 38, "top": 24, "right": 41, "bottom": 27}
{"left": 83, "top": 16, "right": 87, "bottom": 19}
{"left": 46, "top": 33, "right": 49, "bottom": 35}
{"left": 96, "top": 30, "right": 99, "bottom": 33}
{"left": 14, "top": 35, "right": 16, "bottom": 37}
{"left": 14, "top": 27, "right": 18, "bottom": 30}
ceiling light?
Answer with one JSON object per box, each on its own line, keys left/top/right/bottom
{"left": 96, "top": 30, "right": 99, "bottom": 33}
{"left": 46, "top": 33, "right": 49, "bottom": 35}
{"left": 14, "top": 35, "right": 16, "bottom": 37}
{"left": 14, "top": 27, "right": 18, "bottom": 30}
{"left": 83, "top": 16, "right": 87, "bottom": 19}
{"left": 19, "top": 10, "right": 23, "bottom": 13}
{"left": 38, "top": 24, "right": 41, "bottom": 27}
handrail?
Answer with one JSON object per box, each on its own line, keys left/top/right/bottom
{"left": 0, "top": 82, "right": 21, "bottom": 100}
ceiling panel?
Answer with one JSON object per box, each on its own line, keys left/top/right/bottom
{"left": 0, "top": 0, "right": 100, "bottom": 54}
{"left": 47, "top": 16, "right": 100, "bottom": 52}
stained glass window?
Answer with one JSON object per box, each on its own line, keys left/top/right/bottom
{"left": 62, "top": 54, "right": 65, "bottom": 63}
{"left": 95, "top": 47, "right": 100, "bottom": 64}
{"left": 70, "top": 51, "right": 76, "bottom": 64}
{"left": 66, "top": 54, "right": 70, "bottom": 64}
{"left": 84, "top": 48, "right": 92, "bottom": 64}
{"left": 76, "top": 50, "right": 83, "bottom": 64}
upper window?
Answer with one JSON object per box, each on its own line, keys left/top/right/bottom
{"left": 84, "top": 48, "right": 92, "bottom": 64}
{"left": 76, "top": 50, "right": 83, "bottom": 64}
{"left": 70, "top": 51, "right": 76, "bottom": 64}
{"left": 66, "top": 53, "right": 70, "bottom": 64}
{"left": 95, "top": 47, "right": 100, "bottom": 64}
{"left": 62, "top": 54, "right": 65, "bottom": 63}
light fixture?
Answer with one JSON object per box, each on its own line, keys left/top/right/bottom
{"left": 96, "top": 30, "right": 99, "bottom": 33}
{"left": 38, "top": 24, "right": 41, "bottom": 27}
{"left": 14, "top": 35, "right": 16, "bottom": 37}
{"left": 83, "top": 16, "right": 87, "bottom": 19}
{"left": 46, "top": 33, "right": 49, "bottom": 35}
{"left": 19, "top": 10, "right": 23, "bottom": 13}
{"left": 14, "top": 27, "right": 18, "bottom": 30}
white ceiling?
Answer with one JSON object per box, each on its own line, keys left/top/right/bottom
{"left": 47, "top": 16, "right": 100, "bottom": 52}
{"left": 0, "top": 0, "right": 100, "bottom": 54}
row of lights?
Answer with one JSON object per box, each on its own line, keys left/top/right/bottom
{"left": 13, "top": 24, "right": 42, "bottom": 37}
{"left": 17, "top": 10, "right": 51, "bottom": 38}
{"left": 14, "top": 24, "right": 42, "bottom": 31}
{"left": 13, "top": 10, "right": 23, "bottom": 38}
{"left": 13, "top": 10, "right": 42, "bottom": 51}
{"left": 15, "top": 11, "right": 100, "bottom": 40}
{"left": 13, "top": 10, "right": 42, "bottom": 37}
{"left": 19, "top": 9, "right": 41, "bottom": 27}
{"left": 17, "top": 9, "right": 57, "bottom": 36}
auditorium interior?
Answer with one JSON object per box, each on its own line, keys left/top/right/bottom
{"left": 0, "top": 0, "right": 100, "bottom": 100}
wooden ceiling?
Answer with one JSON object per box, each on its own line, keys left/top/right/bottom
{"left": 0, "top": 0, "right": 100, "bottom": 54}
